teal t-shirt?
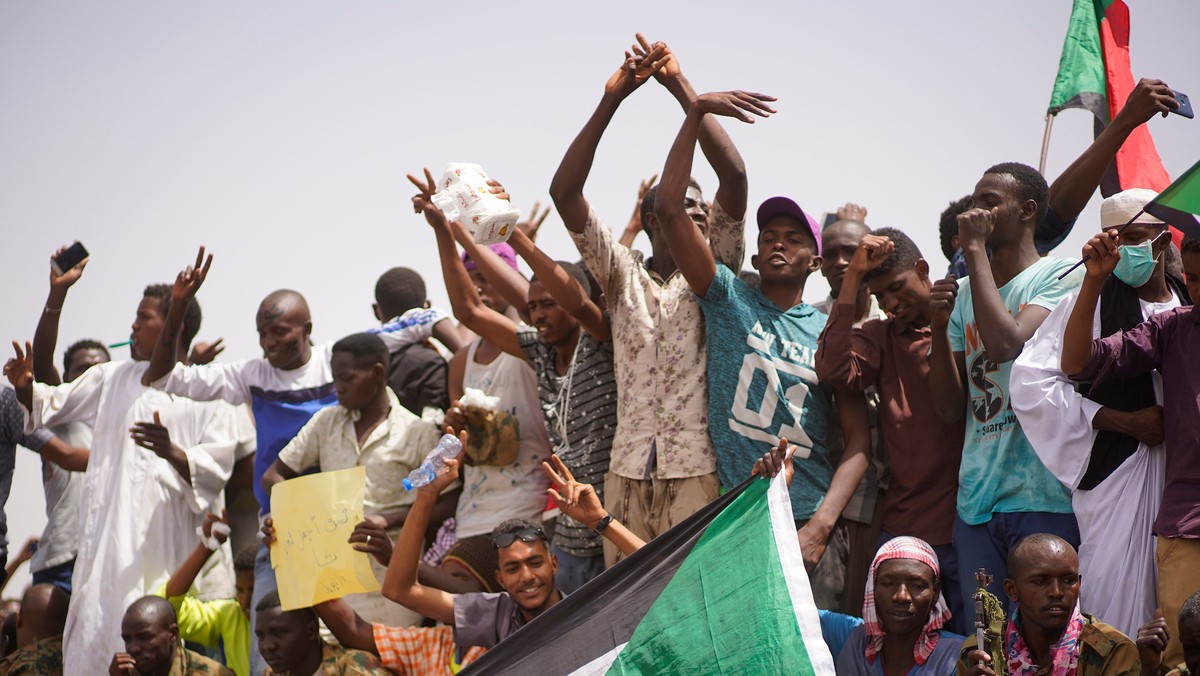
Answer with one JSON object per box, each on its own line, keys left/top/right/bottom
{"left": 698, "top": 265, "right": 833, "bottom": 520}
{"left": 948, "top": 256, "right": 1082, "bottom": 524}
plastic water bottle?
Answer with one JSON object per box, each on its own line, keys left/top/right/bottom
{"left": 402, "top": 434, "right": 463, "bottom": 490}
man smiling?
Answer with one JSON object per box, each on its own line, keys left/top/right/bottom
{"left": 958, "top": 534, "right": 1140, "bottom": 675}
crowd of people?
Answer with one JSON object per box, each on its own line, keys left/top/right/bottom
{"left": 0, "top": 34, "right": 1198, "bottom": 676}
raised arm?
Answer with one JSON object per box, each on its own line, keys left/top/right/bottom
{"left": 314, "top": 599, "right": 379, "bottom": 654}
{"left": 958, "top": 208, "right": 1048, "bottom": 362}
{"left": 508, "top": 228, "right": 611, "bottom": 341}
{"left": 381, "top": 441, "right": 465, "bottom": 625}
{"left": 619, "top": 175, "right": 658, "bottom": 249}
{"left": 165, "top": 511, "right": 228, "bottom": 598}
{"left": 34, "top": 245, "right": 90, "bottom": 385}
{"left": 646, "top": 36, "right": 749, "bottom": 220}
{"left": 656, "top": 91, "right": 775, "bottom": 297}
{"left": 408, "top": 173, "right": 524, "bottom": 360}
{"left": 814, "top": 236, "right": 892, "bottom": 390}
{"left": 143, "top": 247, "right": 212, "bottom": 386}
{"left": 1046, "top": 80, "right": 1179, "bottom": 237}
{"left": 549, "top": 41, "right": 668, "bottom": 232}
{"left": 1062, "top": 231, "right": 1120, "bottom": 375}
{"left": 542, "top": 455, "right": 645, "bottom": 557}
{"left": 927, "top": 275, "right": 967, "bottom": 423}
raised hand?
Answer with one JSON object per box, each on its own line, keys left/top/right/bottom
{"left": 692, "top": 91, "right": 777, "bottom": 123}
{"left": 173, "top": 246, "right": 213, "bottom": 304}
{"left": 929, "top": 275, "right": 959, "bottom": 331}
{"left": 408, "top": 167, "right": 451, "bottom": 230}
{"left": 202, "top": 509, "right": 231, "bottom": 544}
{"left": 1115, "top": 78, "right": 1179, "bottom": 125}
{"left": 836, "top": 202, "right": 868, "bottom": 223}
{"left": 848, "top": 234, "right": 894, "bottom": 275}
{"left": 956, "top": 207, "right": 996, "bottom": 250}
{"left": 751, "top": 438, "right": 796, "bottom": 486}
{"left": 622, "top": 175, "right": 659, "bottom": 245}
{"left": 49, "top": 243, "right": 88, "bottom": 291}
{"left": 418, "top": 428, "right": 466, "bottom": 497}
{"left": 604, "top": 39, "right": 669, "bottom": 100}
{"left": 348, "top": 515, "right": 392, "bottom": 567}
{"left": 542, "top": 454, "right": 606, "bottom": 529}
{"left": 4, "top": 341, "right": 34, "bottom": 390}
{"left": 516, "top": 201, "right": 551, "bottom": 243}
{"left": 188, "top": 338, "right": 225, "bottom": 365}
{"left": 1081, "top": 229, "right": 1121, "bottom": 280}
{"left": 632, "top": 33, "right": 681, "bottom": 84}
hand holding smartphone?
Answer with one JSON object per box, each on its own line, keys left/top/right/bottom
{"left": 1169, "top": 89, "right": 1194, "bottom": 119}
{"left": 52, "top": 241, "right": 89, "bottom": 276}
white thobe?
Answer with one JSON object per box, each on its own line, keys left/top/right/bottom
{"left": 1011, "top": 288, "right": 1177, "bottom": 637}
{"left": 23, "top": 359, "right": 241, "bottom": 673}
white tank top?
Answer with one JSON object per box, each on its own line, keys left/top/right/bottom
{"left": 454, "top": 338, "right": 553, "bottom": 538}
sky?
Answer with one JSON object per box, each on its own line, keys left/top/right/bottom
{"left": 2, "top": 1, "right": 1198, "bottom": 595}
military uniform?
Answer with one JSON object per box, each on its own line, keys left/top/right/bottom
{"left": 957, "top": 613, "right": 1141, "bottom": 675}
{"left": 0, "top": 636, "right": 63, "bottom": 675}
{"left": 264, "top": 642, "right": 392, "bottom": 675}
{"left": 168, "top": 646, "right": 236, "bottom": 675}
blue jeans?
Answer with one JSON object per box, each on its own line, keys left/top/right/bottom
{"left": 31, "top": 559, "right": 75, "bottom": 595}
{"left": 552, "top": 546, "right": 605, "bottom": 595}
{"left": 953, "top": 512, "right": 1080, "bottom": 618}
{"left": 877, "top": 532, "right": 963, "bottom": 635}
{"left": 251, "top": 543, "right": 277, "bottom": 675}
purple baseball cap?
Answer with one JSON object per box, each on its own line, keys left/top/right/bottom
{"left": 756, "top": 196, "right": 822, "bottom": 255}
{"left": 462, "top": 243, "right": 518, "bottom": 272}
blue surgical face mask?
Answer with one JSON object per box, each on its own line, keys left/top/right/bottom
{"left": 1113, "top": 230, "right": 1168, "bottom": 287}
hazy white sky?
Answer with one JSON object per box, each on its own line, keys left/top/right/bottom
{"left": 2, "top": 1, "right": 1198, "bottom": 594}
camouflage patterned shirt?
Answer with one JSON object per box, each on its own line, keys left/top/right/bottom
{"left": 264, "top": 642, "right": 392, "bottom": 675}
{"left": 0, "top": 636, "right": 63, "bottom": 675}
{"left": 167, "top": 646, "right": 236, "bottom": 675}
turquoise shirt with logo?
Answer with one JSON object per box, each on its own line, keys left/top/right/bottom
{"left": 698, "top": 265, "right": 833, "bottom": 520}
{"left": 948, "top": 256, "right": 1082, "bottom": 524}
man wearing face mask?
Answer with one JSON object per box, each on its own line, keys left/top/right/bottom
{"left": 1011, "top": 189, "right": 1190, "bottom": 639}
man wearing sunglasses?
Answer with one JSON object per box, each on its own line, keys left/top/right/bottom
{"left": 382, "top": 434, "right": 566, "bottom": 650}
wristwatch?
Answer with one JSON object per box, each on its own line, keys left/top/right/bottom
{"left": 593, "top": 513, "right": 614, "bottom": 536}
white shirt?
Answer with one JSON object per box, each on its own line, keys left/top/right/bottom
{"left": 1011, "top": 287, "right": 1179, "bottom": 636}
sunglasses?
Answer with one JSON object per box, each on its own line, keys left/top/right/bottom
{"left": 492, "top": 527, "right": 546, "bottom": 549}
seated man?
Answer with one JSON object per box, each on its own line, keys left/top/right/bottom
{"left": 254, "top": 591, "right": 389, "bottom": 676}
{"left": 958, "top": 534, "right": 1141, "bottom": 675}
{"left": 831, "top": 536, "right": 963, "bottom": 675}
{"left": 110, "top": 596, "right": 233, "bottom": 675}
{"left": 0, "top": 583, "right": 69, "bottom": 675}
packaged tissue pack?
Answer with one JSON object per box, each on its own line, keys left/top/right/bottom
{"left": 431, "top": 163, "right": 521, "bottom": 245}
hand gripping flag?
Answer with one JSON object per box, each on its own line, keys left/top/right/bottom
{"left": 461, "top": 471, "right": 835, "bottom": 675}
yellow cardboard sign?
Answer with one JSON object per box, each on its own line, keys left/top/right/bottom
{"left": 269, "top": 466, "right": 381, "bottom": 610}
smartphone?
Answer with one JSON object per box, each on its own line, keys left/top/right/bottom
{"left": 52, "top": 241, "right": 88, "bottom": 276}
{"left": 1170, "top": 89, "right": 1194, "bottom": 119}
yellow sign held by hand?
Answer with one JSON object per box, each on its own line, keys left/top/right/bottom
{"left": 269, "top": 466, "right": 381, "bottom": 610}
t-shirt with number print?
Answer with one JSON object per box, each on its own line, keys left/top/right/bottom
{"left": 698, "top": 264, "right": 833, "bottom": 520}
{"left": 948, "top": 255, "right": 1082, "bottom": 525}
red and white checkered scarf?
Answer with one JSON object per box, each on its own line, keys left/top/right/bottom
{"left": 862, "top": 536, "right": 953, "bottom": 666}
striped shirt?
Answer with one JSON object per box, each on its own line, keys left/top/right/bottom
{"left": 516, "top": 326, "right": 617, "bottom": 556}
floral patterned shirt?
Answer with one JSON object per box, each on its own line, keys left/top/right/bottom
{"left": 569, "top": 202, "right": 744, "bottom": 479}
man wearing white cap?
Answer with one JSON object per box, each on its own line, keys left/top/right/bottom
{"left": 1011, "top": 188, "right": 1187, "bottom": 638}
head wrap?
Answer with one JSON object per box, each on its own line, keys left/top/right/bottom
{"left": 862, "top": 536, "right": 952, "bottom": 666}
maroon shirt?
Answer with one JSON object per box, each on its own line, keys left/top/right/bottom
{"left": 815, "top": 303, "right": 963, "bottom": 545}
{"left": 1074, "top": 305, "right": 1200, "bottom": 538}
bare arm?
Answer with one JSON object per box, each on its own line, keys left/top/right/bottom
{"left": 1062, "top": 231, "right": 1120, "bottom": 375}
{"left": 33, "top": 246, "right": 89, "bottom": 385}
{"left": 542, "top": 455, "right": 645, "bottom": 557}
{"left": 432, "top": 319, "right": 467, "bottom": 354}
{"left": 39, "top": 436, "right": 90, "bottom": 472}
{"left": 508, "top": 229, "right": 611, "bottom": 341}
{"left": 814, "top": 236, "right": 892, "bottom": 390}
{"left": 165, "top": 512, "right": 226, "bottom": 598}
{"left": 450, "top": 218, "right": 531, "bottom": 324}
{"left": 382, "top": 445, "right": 465, "bottom": 625}
{"left": 260, "top": 458, "right": 299, "bottom": 500}
{"left": 549, "top": 43, "right": 669, "bottom": 232}
{"left": 314, "top": 599, "right": 378, "bottom": 654}
{"left": 797, "top": 390, "right": 870, "bottom": 570}
{"left": 1048, "top": 79, "right": 1179, "bottom": 226}
{"left": 927, "top": 276, "right": 966, "bottom": 423}
{"left": 143, "top": 248, "right": 212, "bottom": 386}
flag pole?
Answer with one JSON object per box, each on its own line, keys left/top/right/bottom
{"left": 1038, "top": 112, "right": 1056, "bottom": 175}
{"left": 1056, "top": 208, "right": 1144, "bottom": 280}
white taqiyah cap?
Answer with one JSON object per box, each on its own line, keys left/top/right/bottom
{"left": 1100, "top": 188, "right": 1164, "bottom": 229}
